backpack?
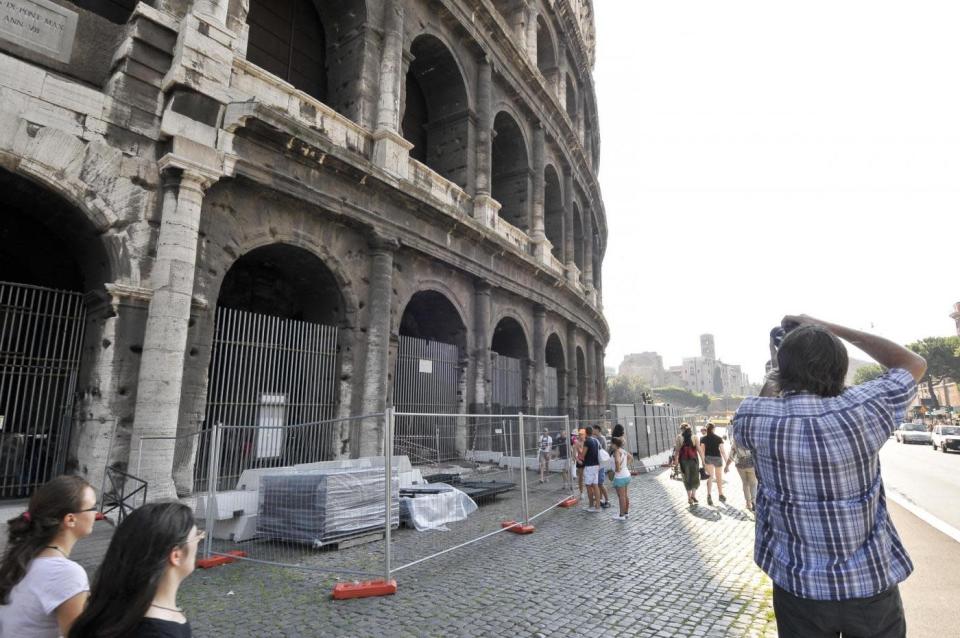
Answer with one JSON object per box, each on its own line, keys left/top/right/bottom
{"left": 679, "top": 443, "right": 697, "bottom": 460}
{"left": 597, "top": 437, "right": 612, "bottom": 469}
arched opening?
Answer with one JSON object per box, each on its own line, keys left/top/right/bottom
{"left": 573, "top": 204, "right": 585, "bottom": 275}
{"left": 544, "top": 165, "right": 564, "bottom": 261}
{"left": 576, "top": 346, "right": 586, "bottom": 416}
{"left": 247, "top": 0, "right": 328, "bottom": 103}
{"left": 591, "top": 231, "right": 602, "bottom": 292}
{"left": 536, "top": 16, "right": 556, "bottom": 77}
{"left": 402, "top": 35, "right": 470, "bottom": 189}
{"left": 565, "top": 74, "right": 578, "bottom": 120}
{"left": 69, "top": 0, "right": 139, "bottom": 24}
{"left": 490, "top": 317, "right": 529, "bottom": 414}
{"left": 394, "top": 291, "right": 467, "bottom": 461}
{"left": 0, "top": 168, "right": 109, "bottom": 497}
{"left": 544, "top": 333, "right": 566, "bottom": 416}
{"left": 245, "top": 0, "right": 367, "bottom": 119}
{"left": 491, "top": 111, "right": 530, "bottom": 231}
{"left": 202, "top": 244, "right": 346, "bottom": 489}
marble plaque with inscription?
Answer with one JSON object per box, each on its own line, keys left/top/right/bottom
{"left": 0, "top": 0, "right": 78, "bottom": 63}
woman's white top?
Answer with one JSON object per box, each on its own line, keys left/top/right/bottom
{"left": 0, "top": 556, "right": 89, "bottom": 638}
{"left": 614, "top": 448, "right": 631, "bottom": 478}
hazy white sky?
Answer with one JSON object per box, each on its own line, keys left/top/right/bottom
{"left": 594, "top": 0, "right": 960, "bottom": 381}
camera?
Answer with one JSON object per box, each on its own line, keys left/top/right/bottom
{"left": 769, "top": 319, "right": 801, "bottom": 352}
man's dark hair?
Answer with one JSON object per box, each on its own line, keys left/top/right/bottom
{"left": 777, "top": 324, "right": 848, "bottom": 397}
{"left": 592, "top": 424, "right": 602, "bottom": 432}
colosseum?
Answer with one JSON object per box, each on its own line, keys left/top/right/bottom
{"left": 0, "top": 0, "right": 607, "bottom": 499}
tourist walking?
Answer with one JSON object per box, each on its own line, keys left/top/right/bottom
{"left": 69, "top": 502, "right": 200, "bottom": 638}
{"left": 725, "top": 425, "right": 757, "bottom": 511}
{"left": 673, "top": 424, "right": 702, "bottom": 506}
{"left": 699, "top": 423, "right": 728, "bottom": 506}
{"left": 573, "top": 430, "right": 585, "bottom": 499}
{"left": 581, "top": 428, "right": 601, "bottom": 512}
{"left": 610, "top": 437, "right": 632, "bottom": 520}
{"left": 591, "top": 425, "right": 611, "bottom": 509}
{"left": 0, "top": 475, "right": 98, "bottom": 638}
{"left": 538, "top": 427, "right": 553, "bottom": 483}
{"left": 734, "top": 314, "right": 927, "bottom": 637}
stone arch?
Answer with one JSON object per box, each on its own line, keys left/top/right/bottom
{"left": 545, "top": 331, "right": 567, "bottom": 414}
{"left": 398, "top": 289, "right": 469, "bottom": 355}
{"left": 491, "top": 110, "right": 531, "bottom": 231}
{"left": 245, "top": 0, "right": 368, "bottom": 118}
{"left": 402, "top": 33, "right": 471, "bottom": 189}
{"left": 536, "top": 15, "right": 557, "bottom": 76}
{"left": 544, "top": 164, "right": 564, "bottom": 261}
{"left": 491, "top": 315, "right": 530, "bottom": 360}
{"left": 572, "top": 202, "right": 585, "bottom": 275}
{"left": 545, "top": 332, "right": 566, "bottom": 369}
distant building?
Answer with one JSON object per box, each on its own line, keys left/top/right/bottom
{"left": 679, "top": 334, "right": 749, "bottom": 396}
{"left": 618, "top": 352, "right": 665, "bottom": 386}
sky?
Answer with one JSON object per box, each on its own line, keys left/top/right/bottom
{"left": 593, "top": 0, "right": 960, "bottom": 382}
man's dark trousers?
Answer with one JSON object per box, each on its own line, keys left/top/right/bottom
{"left": 773, "top": 584, "right": 906, "bottom": 638}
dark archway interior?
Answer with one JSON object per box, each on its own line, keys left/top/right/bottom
{"left": 0, "top": 168, "right": 108, "bottom": 292}
{"left": 545, "top": 334, "right": 565, "bottom": 370}
{"left": 544, "top": 166, "right": 564, "bottom": 261}
{"left": 491, "top": 111, "right": 530, "bottom": 231}
{"left": 69, "top": 0, "right": 139, "bottom": 24}
{"left": 247, "top": 0, "right": 328, "bottom": 103}
{"left": 573, "top": 206, "right": 584, "bottom": 273}
{"left": 536, "top": 16, "right": 556, "bottom": 74}
{"left": 399, "top": 291, "right": 467, "bottom": 353}
{"left": 591, "top": 232, "right": 601, "bottom": 290}
{"left": 402, "top": 35, "right": 470, "bottom": 189}
{"left": 576, "top": 346, "right": 586, "bottom": 407}
{"left": 565, "top": 74, "right": 577, "bottom": 120}
{"left": 218, "top": 244, "right": 344, "bottom": 325}
{"left": 491, "top": 317, "right": 528, "bottom": 360}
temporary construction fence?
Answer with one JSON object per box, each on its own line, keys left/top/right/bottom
{"left": 608, "top": 404, "right": 685, "bottom": 459}
{"left": 133, "top": 409, "right": 582, "bottom": 596}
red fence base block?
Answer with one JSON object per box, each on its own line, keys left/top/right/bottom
{"left": 558, "top": 497, "right": 579, "bottom": 508}
{"left": 501, "top": 520, "right": 535, "bottom": 534}
{"left": 197, "top": 550, "right": 247, "bottom": 569}
{"left": 332, "top": 579, "right": 398, "bottom": 600}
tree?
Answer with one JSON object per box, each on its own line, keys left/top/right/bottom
{"left": 852, "top": 364, "right": 885, "bottom": 386}
{"left": 651, "top": 386, "right": 711, "bottom": 411}
{"left": 606, "top": 375, "right": 650, "bottom": 404}
{"left": 907, "top": 336, "right": 960, "bottom": 408}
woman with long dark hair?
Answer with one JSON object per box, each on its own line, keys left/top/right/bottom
{"left": 0, "top": 475, "right": 98, "bottom": 638}
{"left": 69, "top": 502, "right": 200, "bottom": 638}
{"left": 699, "top": 422, "right": 728, "bottom": 506}
{"left": 673, "top": 423, "right": 703, "bottom": 506}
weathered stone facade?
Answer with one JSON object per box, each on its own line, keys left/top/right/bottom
{"left": 0, "top": 0, "right": 607, "bottom": 499}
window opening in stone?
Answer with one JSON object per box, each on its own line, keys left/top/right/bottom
{"left": 491, "top": 111, "right": 530, "bottom": 231}
{"left": 491, "top": 317, "right": 529, "bottom": 415}
{"left": 565, "top": 74, "right": 578, "bottom": 120}
{"left": 544, "top": 333, "right": 566, "bottom": 416}
{"left": 68, "top": 0, "right": 140, "bottom": 24}
{"left": 572, "top": 204, "right": 585, "bottom": 276}
{"left": 536, "top": 16, "right": 556, "bottom": 77}
{"left": 576, "top": 346, "right": 586, "bottom": 415}
{"left": 247, "top": 0, "right": 328, "bottom": 103}
{"left": 544, "top": 165, "right": 564, "bottom": 262}
{"left": 401, "top": 35, "right": 470, "bottom": 189}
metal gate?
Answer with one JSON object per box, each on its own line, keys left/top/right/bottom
{"left": 543, "top": 365, "right": 561, "bottom": 415}
{"left": 200, "top": 306, "right": 339, "bottom": 490}
{"left": 0, "top": 282, "right": 85, "bottom": 498}
{"left": 393, "top": 335, "right": 459, "bottom": 463}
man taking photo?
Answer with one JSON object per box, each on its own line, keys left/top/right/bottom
{"left": 733, "top": 314, "right": 926, "bottom": 638}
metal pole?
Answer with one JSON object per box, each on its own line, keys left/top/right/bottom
{"left": 518, "top": 412, "right": 529, "bottom": 525}
{"left": 563, "top": 414, "right": 571, "bottom": 491}
{"left": 203, "top": 422, "right": 222, "bottom": 560}
{"left": 136, "top": 435, "right": 144, "bottom": 478}
{"left": 435, "top": 425, "right": 441, "bottom": 469}
{"left": 384, "top": 408, "right": 394, "bottom": 582}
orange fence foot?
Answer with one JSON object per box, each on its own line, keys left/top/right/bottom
{"left": 332, "top": 579, "right": 398, "bottom": 600}
{"left": 501, "top": 520, "right": 536, "bottom": 534}
{"left": 558, "top": 497, "right": 579, "bottom": 508}
{"left": 197, "top": 550, "right": 247, "bottom": 569}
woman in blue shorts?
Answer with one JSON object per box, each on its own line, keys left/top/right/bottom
{"left": 610, "top": 437, "right": 632, "bottom": 520}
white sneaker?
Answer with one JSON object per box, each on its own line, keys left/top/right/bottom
{"left": 585, "top": 507, "right": 598, "bottom": 513}
{"left": 613, "top": 514, "right": 626, "bottom": 521}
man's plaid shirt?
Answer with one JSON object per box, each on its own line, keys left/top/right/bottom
{"left": 732, "top": 368, "right": 916, "bottom": 600}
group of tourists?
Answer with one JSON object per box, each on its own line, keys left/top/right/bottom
{"left": 537, "top": 423, "right": 633, "bottom": 519}
{"left": 0, "top": 476, "right": 198, "bottom": 638}
{"left": 672, "top": 421, "right": 758, "bottom": 510}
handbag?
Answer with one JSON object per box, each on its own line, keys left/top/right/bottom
{"left": 699, "top": 466, "right": 709, "bottom": 480}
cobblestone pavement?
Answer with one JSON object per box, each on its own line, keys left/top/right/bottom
{"left": 1, "top": 466, "right": 776, "bottom": 636}
{"left": 177, "top": 467, "right": 776, "bottom": 637}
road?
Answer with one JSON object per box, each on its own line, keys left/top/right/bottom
{"left": 880, "top": 434, "right": 960, "bottom": 532}
{"left": 880, "top": 435, "right": 960, "bottom": 638}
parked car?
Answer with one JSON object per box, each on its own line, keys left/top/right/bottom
{"left": 895, "top": 423, "right": 932, "bottom": 444}
{"left": 931, "top": 425, "right": 960, "bottom": 453}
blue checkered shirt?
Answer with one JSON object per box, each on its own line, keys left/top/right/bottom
{"left": 732, "top": 368, "right": 916, "bottom": 601}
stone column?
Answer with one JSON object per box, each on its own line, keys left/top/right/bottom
{"left": 472, "top": 279, "right": 492, "bottom": 412}
{"left": 372, "top": 0, "right": 413, "bottom": 180}
{"left": 556, "top": 42, "right": 567, "bottom": 106}
{"left": 130, "top": 168, "right": 215, "bottom": 500}
{"left": 526, "top": 4, "right": 538, "bottom": 66}
{"left": 473, "top": 57, "right": 499, "bottom": 226}
{"left": 583, "top": 210, "right": 595, "bottom": 294}
{"left": 358, "top": 234, "right": 399, "bottom": 456}
{"left": 530, "top": 124, "right": 546, "bottom": 249}
{"left": 566, "top": 322, "right": 579, "bottom": 419}
{"left": 532, "top": 305, "right": 546, "bottom": 412}
{"left": 563, "top": 168, "right": 578, "bottom": 285}
{"left": 585, "top": 337, "right": 597, "bottom": 414}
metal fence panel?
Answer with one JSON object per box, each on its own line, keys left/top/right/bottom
{"left": 0, "top": 282, "right": 85, "bottom": 498}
